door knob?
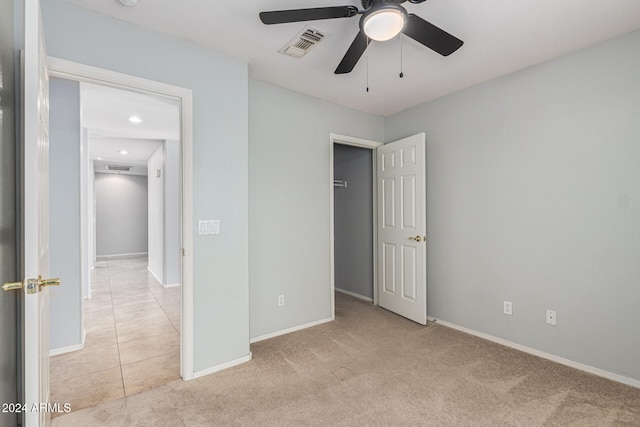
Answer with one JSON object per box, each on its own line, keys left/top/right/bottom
{"left": 2, "top": 276, "right": 60, "bottom": 294}
{"left": 2, "top": 281, "right": 23, "bottom": 292}
{"left": 409, "top": 235, "right": 426, "bottom": 242}
{"left": 38, "top": 276, "right": 61, "bottom": 291}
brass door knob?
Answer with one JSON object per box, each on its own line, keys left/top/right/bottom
{"left": 2, "top": 277, "right": 60, "bottom": 293}
{"left": 38, "top": 276, "right": 61, "bottom": 291}
{"left": 2, "top": 281, "right": 23, "bottom": 292}
{"left": 409, "top": 235, "right": 426, "bottom": 242}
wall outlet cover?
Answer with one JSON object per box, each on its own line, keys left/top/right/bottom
{"left": 503, "top": 301, "right": 513, "bottom": 316}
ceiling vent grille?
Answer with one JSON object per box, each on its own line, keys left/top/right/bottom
{"left": 279, "top": 27, "right": 325, "bottom": 59}
{"left": 106, "top": 165, "right": 132, "bottom": 172}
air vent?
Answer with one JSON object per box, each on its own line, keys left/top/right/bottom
{"left": 106, "top": 165, "right": 132, "bottom": 172}
{"left": 279, "top": 27, "right": 325, "bottom": 59}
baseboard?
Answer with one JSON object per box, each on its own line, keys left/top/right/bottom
{"left": 147, "top": 266, "right": 163, "bottom": 283}
{"left": 50, "top": 329, "right": 86, "bottom": 357}
{"left": 250, "top": 317, "right": 333, "bottom": 344}
{"left": 163, "top": 283, "right": 181, "bottom": 289}
{"left": 96, "top": 252, "right": 148, "bottom": 261}
{"left": 191, "top": 353, "right": 252, "bottom": 380}
{"left": 335, "top": 287, "right": 374, "bottom": 303}
{"left": 428, "top": 316, "right": 640, "bottom": 389}
{"left": 147, "top": 267, "right": 180, "bottom": 288}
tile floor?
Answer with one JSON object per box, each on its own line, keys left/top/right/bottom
{"left": 50, "top": 255, "right": 181, "bottom": 417}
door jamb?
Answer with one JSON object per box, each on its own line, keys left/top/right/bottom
{"left": 329, "top": 133, "right": 383, "bottom": 319}
{"left": 46, "top": 57, "right": 195, "bottom": 380}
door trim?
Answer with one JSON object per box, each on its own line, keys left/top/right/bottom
{"left": 47, "top": 57, "right": 195, "bottom": 380}
{"left": 329, "top": 133, "right": 383, "bottom": 319}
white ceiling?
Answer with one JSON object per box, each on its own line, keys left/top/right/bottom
{"left": 65, "top": 0, "right": 640, "bottom": 116}
{"left": 82, "top": 82, "right": 180, "bottom": 175}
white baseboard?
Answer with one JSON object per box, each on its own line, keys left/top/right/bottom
{"left": 147, "top": 267, "right": 180, "bottom": 288}
{"left": 335, "top": 287, "right": 374, "bottom": 303}
{"left": 428, "top": 317, "right": 640, "bottom": 389}
{"left": 50, "top": 329, "right": 86, "bottom": 357}
{"left": 147, "top": 266, "right": 162, "bottom": 283}
{"left": 250, "top": 317, "right": 333, "bottom": 344}
{"left": 96, "top": 252, "right": 148, "bottom": 261}
{"left": 191, "top": 353, "right": 252, "bottom": 380}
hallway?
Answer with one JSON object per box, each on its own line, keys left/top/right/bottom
{"left": 50, "top": 255, "right": 181, "bottom": 416}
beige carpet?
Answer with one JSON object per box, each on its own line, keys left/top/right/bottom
{"left": 52, "top": 293, "right": 640, "bottom": 426}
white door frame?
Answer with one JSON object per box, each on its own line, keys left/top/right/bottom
{"left": 329, "top": 133, "right": 383, "bottom": 319}
{"left": 47, "top": 57, "right": 196, "bottom": 380}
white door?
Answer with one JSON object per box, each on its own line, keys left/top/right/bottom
{"left": 23, "top": 1, "right": 53, "bottom": 425}
{"left": 377, "top": 133, "right": 427, "bottom": 325}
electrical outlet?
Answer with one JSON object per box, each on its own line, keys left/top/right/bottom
{"left": 546, "top": 309, "right": 557, "bottom": 326}
{"left": 503, "top": 301, "right": 513, "bottom": 316}
{"left": 278, "top": 295, "right": 285, "bottom": 307}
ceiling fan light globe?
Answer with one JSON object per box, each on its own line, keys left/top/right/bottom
{"left": 363, "top": 9, "right": 405, "bottom": 41}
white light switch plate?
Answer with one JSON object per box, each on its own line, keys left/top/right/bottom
{"left": 198, "top": 220, "right": 221, "bottom": 235}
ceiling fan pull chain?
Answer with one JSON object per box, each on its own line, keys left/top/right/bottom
{"left": 366, "top": 36, "right": 370, "bottom": 92}
{"left": 399, "top": 35, "right": 404, "bottom": 78}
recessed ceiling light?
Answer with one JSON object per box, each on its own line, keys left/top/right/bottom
{"left": 119, "top": 0, "right": 139, "bottom": 7}
{"left": 119, "top": 150, "right": 128, "bottom": 155}
{"left": 97, "top": 157, "right": 103, "bottom": 160}
{"left": 129, "top": 115, "right": 142, "bottom": 124}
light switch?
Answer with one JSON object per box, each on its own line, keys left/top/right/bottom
{"left": 197, "top": 220, "right": 220, "bottom": 235}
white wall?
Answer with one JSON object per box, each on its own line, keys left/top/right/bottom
{"left": 42, "top": 0, "right": 250, "bottom": 371}
{"left": 385, "top": 30, "right": 640, "bottom": 382}
{"left": 49, "top": 77, "right": 83, "bottom": 351}
{"left": 248, "top": 80, "right": 384, "bottom": 339}
{"left": 148, "top": 145, "right": 164, "bottom": 279}
{"left": 95, "top": 173, "right": 148, "bottom": 256}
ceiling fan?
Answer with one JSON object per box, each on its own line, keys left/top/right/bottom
{"left": 259, "top": 0, "right": 464, "bottom": 74}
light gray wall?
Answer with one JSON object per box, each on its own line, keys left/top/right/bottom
{"left": 49, "top": 77, "right": 83, "bottom": 351}
{"left": 0, "top": 0, "right": 17, "bottom": 423}
{"left": 164, "top": 139, "right": 181, "bottom": 285}
{"left": 148, "top": 140, "right": 181, "bottom": 286}
{"left": 95, "top": 173, "right": 148, "bottom": 256}
{"left": 148, "top": 145, "right": 163, "bottom": 279}
{"left": 42, "top": 0, "right": 250, "bottom": 370}
{"left": 334, "top": 145, "right": 374, "bottom": 299}
{"left": 385, "top": 30, "right": 640, "bottom": 382}
{"left": 81, "top": 127, "right": 91, "bottom": 298}
{"left": 249, "top": 80, "right": 384, "bottom": 338}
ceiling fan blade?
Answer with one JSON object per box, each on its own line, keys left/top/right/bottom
{"left": 403, "top": 13, "right": 463, "bottom": 56}
{"left": 259, "top": 6, "right": 359, "bottom": 25}
{"left": 334, "top": 31, "right": 370, "bottom": 74}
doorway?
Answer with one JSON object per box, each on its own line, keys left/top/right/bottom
{"left": 330, "top": 133, "right": 428, "bottom": 324}
{"left": 329, "top": 134, "right": 382, "bottom": 318}
{"left": 44, "top": 58, "right": 194, "bottom": 413}
{"left": 333, "top": 144, "right": 375, "bottom": 302}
